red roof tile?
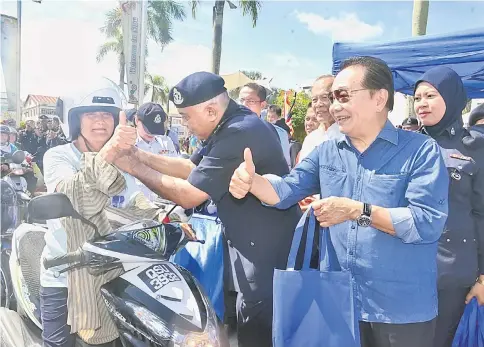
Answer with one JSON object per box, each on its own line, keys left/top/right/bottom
{"left": 25, "top": 94, "right": 58, "bottom": 106}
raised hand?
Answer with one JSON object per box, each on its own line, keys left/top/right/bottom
{"left": 99, "top": 110, "right": 137, "bottom": 164}
{"left": 229, "top": 148, "right": 256, "bottom": 199}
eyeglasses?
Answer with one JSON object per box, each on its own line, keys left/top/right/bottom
{"left": 238, "top": 98, "right": 262, "bottom": 106}
{"left": 329, "top": 88, "right": 367, "bottom": 104}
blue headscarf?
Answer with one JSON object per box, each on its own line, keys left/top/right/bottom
{"left": 414, "top": 66, "right": 467, "bottom": 138}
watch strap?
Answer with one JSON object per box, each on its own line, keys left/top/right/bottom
{"left": 363, "top": 203, "right": 372, "bottom": 217}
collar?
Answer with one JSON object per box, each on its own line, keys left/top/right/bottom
{"left": 337, "top": 120, "right": 398, "bottom": 147}
{"left": 422, "top": 118, "right": 463, "bottom": 138}
{"left": 136, "top": 135, "right": 156, "bottom": 145}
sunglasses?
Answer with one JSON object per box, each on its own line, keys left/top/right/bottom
{"left": 329, "top": 88, "right": 367, "bottom": 104}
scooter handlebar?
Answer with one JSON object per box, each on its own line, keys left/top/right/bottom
{"left": 43, "top": 250, "right": 83, "bottom": 269}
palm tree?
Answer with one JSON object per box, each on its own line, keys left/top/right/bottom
{"left": 191, "top": 1, "right": 262, "bottom": 75}
{"left": 96, "top": 26, "right": 125, "bottom": 88}
{"left": 145, "top": 73, "right": 170, "bottom": 111}
{"left": 97, "top": 2, "right": 186, "bottom": 88}
{"left": 412, "top": 0, "right": 430, "bottom": 36}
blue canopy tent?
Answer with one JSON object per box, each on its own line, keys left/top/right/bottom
{"left": 332, "top": 28, "right": 484, "bottom": 98}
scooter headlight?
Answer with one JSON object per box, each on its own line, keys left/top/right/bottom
{"left": 125, "top": 301, "right": 172, "bottom": 340}
{"left": 182, "top": 328, "right": 219, "bottom": 347}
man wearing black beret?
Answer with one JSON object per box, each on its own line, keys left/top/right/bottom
{"left": 469, "top": 104, "right": 484, "bottom": 132}
{"left": 109, "top": 71, "right": 300, "bottom": 347}
{"left": 402, "top": 117, "right": 420, "bottom": 132}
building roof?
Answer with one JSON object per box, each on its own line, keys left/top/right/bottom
{"left": 24, "top": 94, "right": 58, "bottom": 106}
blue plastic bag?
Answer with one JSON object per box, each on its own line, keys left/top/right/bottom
{"left": 452, "top": 297, "right": 484, "bottom": 347}
{"left": 273, "top": 208, "right": 360, "bottom": 347}
{"left": 172, "top": 214, "right": 225, "bottom": 320}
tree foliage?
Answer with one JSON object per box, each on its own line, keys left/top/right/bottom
{"left": 97, "top": 2, "right": 185, "bottom": 87}
{"left": 145, "top": 73, "right": 170, "bottom": 108}
{"left": 270, "top": 91, "right": 311, "bottom": 142}
{"left": 241, "top": 70, "right": 263, "bottom": 80}
{"left": 191, "top": 1, "right": 261, "bottom": 74}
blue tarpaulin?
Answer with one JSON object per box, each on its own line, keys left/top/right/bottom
{"left": 332, "top": 28, "right": 484, "bottom": 98}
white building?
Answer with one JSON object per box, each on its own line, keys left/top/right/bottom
{"left": 166, "top": 101, "right": 189, "bottom": 139}
{"left": 22, "top": 94, "right": 58, "bottom": 121}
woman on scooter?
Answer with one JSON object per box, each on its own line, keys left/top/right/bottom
{"left": 40, "top": 80, "right": 163, "bottom": 347}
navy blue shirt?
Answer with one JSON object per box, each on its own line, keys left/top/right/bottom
{"left": 266, "top": 121, "right": 449, "bottom": 323}
{"left": 424, "top": 121, "right": 484, "bottom": 288}
{"left": 188, "top": 100, "right": 300, "bottom": 300}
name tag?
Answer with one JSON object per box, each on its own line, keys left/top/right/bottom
{"left": 450, "top": 154, "right": 473, "bottom": 162}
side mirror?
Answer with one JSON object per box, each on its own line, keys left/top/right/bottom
{"left": 28, "top": 193, "right": 78, "bottom": 221}
{"left": 12, "top": 150, "right": 25, "bottom": 164}
{"left": 28, "top": 193, "right": 100, "bottom": 238}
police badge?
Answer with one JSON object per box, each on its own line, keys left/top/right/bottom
{"left": 154, "top": 114, "right": 162, "bottom": 124}
{"left": 173, "top": 88, "right": 184, "bottom": 105}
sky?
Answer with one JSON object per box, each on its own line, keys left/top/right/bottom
{"left": 1, "top": 0, "right": 484, "bottom": 99}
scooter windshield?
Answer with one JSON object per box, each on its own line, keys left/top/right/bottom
{"left": 116, "top": 220, "right": 167, "bottom": 254}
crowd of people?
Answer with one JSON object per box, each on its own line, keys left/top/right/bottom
{"left": 2, "top": 55, "right": 484, "bottom": 347}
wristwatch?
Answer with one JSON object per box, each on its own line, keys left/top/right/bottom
{"left": 356, "top": 203, "right": 372, "bottom": 227}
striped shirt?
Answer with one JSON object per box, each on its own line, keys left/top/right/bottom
{"left": 58, "top": 152, "right": 163, "bottom": 344}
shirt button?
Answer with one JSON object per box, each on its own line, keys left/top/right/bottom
{"left": 463, "top": 239, "right": 467, "bottom": 243}
{"left": 446, "top": 238, "right": 451, "bottom": 242}
{"left": 351, "top": 225, "right": 356, "bottom": 230}
{"left": 250, "top": 241, "right": 255, "bottom": 247}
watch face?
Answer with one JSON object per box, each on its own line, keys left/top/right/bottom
{"left": 357, "top": 215, "right": 371, "bottom": 227}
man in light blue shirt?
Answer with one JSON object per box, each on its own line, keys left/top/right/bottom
{"left": 229, "top": 57, "right": 449, "bottom": 347}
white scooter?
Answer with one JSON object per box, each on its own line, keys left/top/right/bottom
{"left": 2, "top": 193, "right": 225, "bottom": 347}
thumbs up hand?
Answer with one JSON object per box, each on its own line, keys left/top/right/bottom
{"left": 99, "top": 110, "right": 137, "bottom": 164}
{"left": 112, "top": 110, "right": 137, "bottom": 150}
{"left": 229, "top": 148, "right": 256, "bottom": 199}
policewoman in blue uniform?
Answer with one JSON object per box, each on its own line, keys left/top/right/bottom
{"left": 111, "top": 72, "right": 300, "bottom": 347}
{"left": 414, "top": 66, "right": 484, "bottom": 347}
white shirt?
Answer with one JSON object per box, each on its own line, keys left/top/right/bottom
{"left": 40, "top": 143, "right": 140, "bottom": 287}
{"left": 298, "top": 123, "right": 341, "bottom": 161}
{"left": 0, "top": 143, "right": 15, "bottom": 154}
{"left": 133, "top": 135, "right": 179, "bottom": 201}
{"left": 135, "top": 135, "right": 178, "bottom": 157}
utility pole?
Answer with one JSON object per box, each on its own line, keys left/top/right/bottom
{"left": 16, "top": 0, "right": 42, "bottom": 122}
{"left": 16, "top": 0, "right": 22, "bottom": 122}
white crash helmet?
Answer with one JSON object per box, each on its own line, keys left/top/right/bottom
{"left": 56, "top": 77, "right": 127, "bottom": 140}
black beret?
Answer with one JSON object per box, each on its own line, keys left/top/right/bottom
{"left": 402, "top": 117, "right": 419, "bottom": 126}
{"left": 469, "top": 104, "right": 484, "bottom": 126}
{"left": 137, "top": 102, "right": 167, "bottom": 135}
{"left": 125, "top": 108, "right": 137, "bottom": 123}
{"left": 169, "top": 71, "right": 227, "bottom": 108}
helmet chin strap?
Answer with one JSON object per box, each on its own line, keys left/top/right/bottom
{"left": 79, "top": 133, "right": 95, "bottom": 152}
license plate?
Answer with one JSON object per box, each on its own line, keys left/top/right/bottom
{"left": 138, "top": 264, "right": 181, "bottom": 293}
